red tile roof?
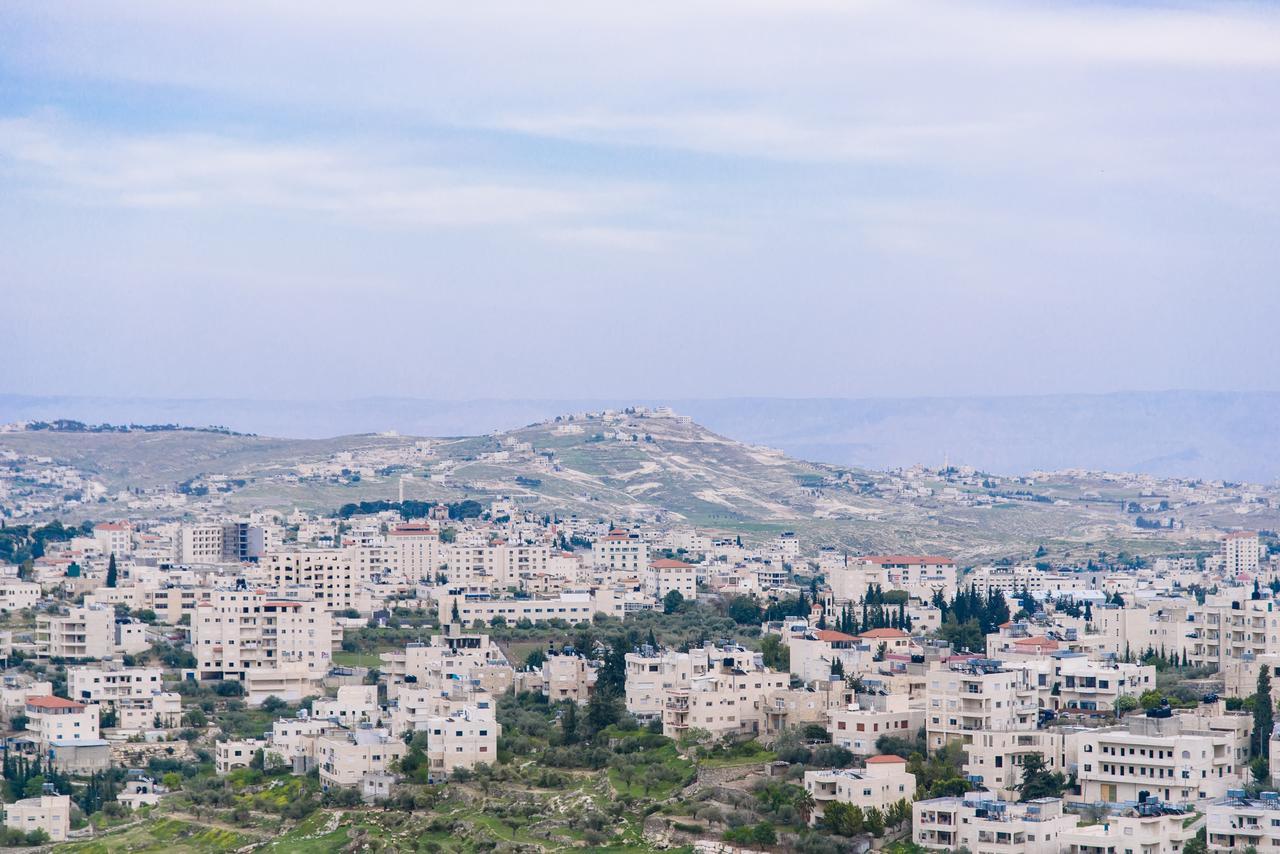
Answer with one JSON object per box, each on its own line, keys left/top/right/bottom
{"left": 858, "top": 628, "right": 909, "bottom": 639}
{"left": 813, "top": 630, "right": 858, "bottom": 642}
{"left": 867, "top": 754, "right": 907, "bottom": 764}
{"left": 1013, "top": 636, "right": 1058, "bottom": 649}
{"left": 26, "top": 696, "right": 85, "bottom": 711}
{"left": 651, "top": 558, "right": 693, "bottom": 569}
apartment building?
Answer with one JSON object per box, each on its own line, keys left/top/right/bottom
{"left": 24, "top": 696, "right": 100, "bottom": 749}
{"left": 0, "top": 579, "right": 39, "bottom": 612}
{"left": 3, "top": 794, "right": 71, "bottom": 842}
{"left": 1186, "top": 592, "right": 1280, "bottom": 671}
{"left": 789, "top": 629, "right": 869, "bottom": 682}
{"left": 925, "top": 659, "right": 1040, "bottom": 750}
{"left": 1063, "top": 802, "right": 1203, "bottom": 854}
{"left": 93, "top": 522, "right": 132, "bottom": 558}
{"left": 441, "top": 590, "right": 605, "bottom": 627}
{"left": 446, "top": 541, "right": 551, "bottom": 590}
{"left": 805, "top": 756, "right": 916, "bottom": 825}
{"left": 1073, "top": 707, "right": 1250, "bottom": 807}
{"left": 268, "top": 716, "right": 338, "bottom": 774}
{"left": 1087, "top": 599, "right": 1193, "bottom": 662}
{"left": 216, "top": 738, "right": 266, "bottom": 774}
{"left": 966, "top": 729, "right": 1071, "bottom": 802}
{"left": 35, "top": 605, "right": 114, "bottom": 660}
{"left": 1223, "top": 531, "right": 1261, "bottom": 577}
{"left": 831, "top": 556, "right": 957, "bottom": 604}
{"left": 914, "top": 794, "right": 1078, "bottom": 854}
{"left": 179, "top": 524, "right": 226, "bottom": 564}
{"left": 592, "top": 529, "right": 649, "bottom": 573}
{"left": 661, "top": 653, "right": 789, "bottom": 740}
{"left": 969, "top": 564, "right": 1089, "bottom": 597}
{"left": 317, "top": 727, "right": 407, "bottom": 790}
{"left": 192, "top": 590, "right": 333, "bottom": 703}
{"left": 263, "top": 549, "right": 376, "bottom": 613}
{"left": 626, "top": 647, "right": 701, "bottom": 720}
{"left": 828, "top": 693, "right": 925, "bottom": 755}
{"left": 387, "top": 522, "right": 441, "bottom": 581}
{"left": 424, "top": 705, "right": 500, "bottom": 782}
{"left": 380, "top": 627, "right": 512, "bottom": 700}
{"left": 647, "top": 558, "right": 698, "bottom": 602}
{"left": 1207, "top": 792, "right": 1280, "bottom": 852}
{"left": 68, "top": 665, "right": 164, "bottom": 705}
{"left": 1051, "top": 655, "right": 1156, "bottom": 715}
{"left": 541, "top": 653, "right": 597, "bottom": 704}
{"left": 312, "top": 685, "right": 379, "bottom": 728}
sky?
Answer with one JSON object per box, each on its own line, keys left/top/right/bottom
{"left": 1, "top": 1, "right": 1279, "bottom": 402}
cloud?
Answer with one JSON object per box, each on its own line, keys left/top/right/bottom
{"left": 0, "top": 115, "right": 663, "bottom": 232}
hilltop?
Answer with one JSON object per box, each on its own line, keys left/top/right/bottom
{"left": 3, "top": 409, "right": 1273, "bottom": 561}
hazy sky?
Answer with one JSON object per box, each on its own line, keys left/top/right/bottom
{"left": 2, "top": 1, "right": 1279, "bottom": 401}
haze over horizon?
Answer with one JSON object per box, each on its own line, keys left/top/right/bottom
{"left": 3, "top": 1, "right": 1280, "bottom": 403}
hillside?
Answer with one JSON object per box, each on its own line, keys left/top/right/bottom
{"left": 3, "top": 411, "right": 1272, "bottom": 561}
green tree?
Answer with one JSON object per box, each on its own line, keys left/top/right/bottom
{"left": 1139, "top": 689, "right": 1163, "bottom": 711}
{"left": 1114, "top": 695, "right": 1139, "bottom": 715}
{"left": 1017, "top": 752, "right": 1067, "bottom": 801}
{"left": 1184, "top": 826, "right": 1207, "bottom": 854}
{"left": 106, "top": 553, "right": 118, "bottom": 588}
{"left": 864, "top": 806, "right": 886, "bottom": 838}
{"left": 1256, "top": 665, "right": 1274, "bottom": 759}
{"left": 663, "top": 589, "right": 685, "bottom": 615}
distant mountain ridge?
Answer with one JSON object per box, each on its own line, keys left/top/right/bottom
{"left": 2, "top": 390, "right": 1277, "bottom": 482}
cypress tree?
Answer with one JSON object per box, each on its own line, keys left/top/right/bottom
{"left": 1256, "top": 665, "right": 1274, "bottom": 759}
{"left": 106, "top": 553, "right": 118, "bottom": 588}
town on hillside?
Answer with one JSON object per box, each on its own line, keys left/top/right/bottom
{"left": 0, "top": 459, "right": 1274, "bottom": 852}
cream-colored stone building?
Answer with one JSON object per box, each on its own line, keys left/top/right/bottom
{"left": 805, "top": 755, "right": 916, "bottom": 825}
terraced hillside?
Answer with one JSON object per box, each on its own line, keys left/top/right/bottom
{"left": 3, "top": 412, "right": 1265, "bottom": 561}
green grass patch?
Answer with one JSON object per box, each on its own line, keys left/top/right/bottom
{"left": 332, "top": 650, "right": 387, "bottom": 668}
{"left": 62, "top": 817, "right": 256, "bottom": 853}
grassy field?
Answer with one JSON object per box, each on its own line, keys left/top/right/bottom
{"left": 61, "top": 817, "right": 257, "bottom": 853}
{"left": 332, "top": 650, "right": 387, "bottom": 668}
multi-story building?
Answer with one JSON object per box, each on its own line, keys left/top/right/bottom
{"left": 541, "top": 653, "right": 597, "bottom": 704}
{"left": 925, "top": 659, "right": 1040, "bottom": 750}
{"left": 805, "top": 756, "right": 916, "bottom": 825}
{"left": 0, "top": 579, "right": 40, "bottom": 612}
{"left": 788, "top": 629, "right": 869, "bottom": 682}
{"left": 965, "top": 729, "right": 1071, "bottom": 802}
{"left": 592, "top": 529, "right": 649, "bottom": 574}
{"left": 68, "top": 665, "right": 164, "bottom": 705}
{"left": 263, "top": 549, "right": 375, "bottom": 613}
{"left": 1073, "top": 707, "right": 1250, "bottom": 807}
{"left": 387, "top": 522, "right": 442, "bottom": 582}
{"left": 1223, "top": 531, "right": 1261, "bottom": 577}
{"left": 179, "top": 524, "right": 226, "bottom": 564}
{"left": 1186, "top": 591, "right": 1280, "bottom": 671}
{"left": 625, "top": 644, "right": 758, "bottom": 721}
{"left": 3, "top": 794, "right": 71, "bottom": 842}
{"left": 1050, "top": 655, "right": 1156, "bottom": 715}
{"left": 831, "top": 556, "right": 957, "bottom": 604}
{"left": 914, "top": 794, "right": 1078, "bottom": 853}
{"left": 192, "top": 590, "right": 333, "bottom": 704}
{"left": 317, "top": 728, "right": 407, "bottom": 790}
{"left": 216, "top": 738, "right": 266, "bottom": 774}
{"left": 93, "top": 522, "right": 132, "bottom": 558}
{"left": 828, "top": 693, "right": 924, "bottom": 755}
{"left": 380, "top": 627, "right": 512, "bottom": 701}
{"left": 35, "top": 605, "right": 114, "bottom": 660}
{"left": 1207, "top": 792, "right": 1280, "bottom": 852}
{"left": 661, "top": 651, "right": 789, "bottom": 740}
{"left": 423, "top": 705, "right": 500, "bottom": 781}
{"left": 647, "top": 558, "right": 698, "bottom": 602}
{"left": 1063, "top": 802, "right": 1203, "bottom": 854}
{"left": 23, "top": 696, "right": 100, "bottom": 749}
